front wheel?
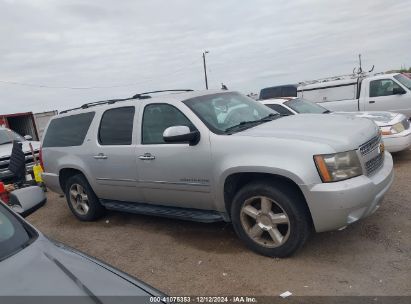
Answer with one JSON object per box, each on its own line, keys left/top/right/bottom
{"left": 64, "top": 174, "right": 105, "bottom": 221}
{"left": 231, "top": 182, "right": 311, "bottom": 257}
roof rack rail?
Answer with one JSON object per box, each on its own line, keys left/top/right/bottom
{"left": 132, "top": 89, "right": 193, "bottom": 99}
{"left": 60, "top": 89, "right": 194, "bottom": 114}
{"left": 298, "top": 73, "right": 368, "bottom": 86}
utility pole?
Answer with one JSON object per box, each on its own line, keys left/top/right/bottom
{"left": 358, "top": 54, "right": 362, "bottom": 73}
{"left": 202, "top": 51, "right": 209, "bottom": 90}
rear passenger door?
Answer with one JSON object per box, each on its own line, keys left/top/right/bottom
{"left": 90, "top": 106, "right": 143, "bottom": 202}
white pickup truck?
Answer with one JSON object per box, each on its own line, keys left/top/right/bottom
{"left": 297, "top": 73, "right": 411, "bottom": 118}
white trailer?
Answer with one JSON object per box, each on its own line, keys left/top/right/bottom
{"left": 297, "top": 73, "right": 411, "bottom": 118}
{"left": 34, "top": 110, "right": 58, "bottom": 140}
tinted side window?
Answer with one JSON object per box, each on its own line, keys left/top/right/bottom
{"left": 370, "top": 79, "right": 402, "bottom": 97}
{"left": 142, "top": 104, "right": 194, "bottom": 144}
{"left": 99, "top": 107, "right": 135, "bottom": 145}
{"left": 266, "top": 104, "right": 293, "bottom": 115}
{"left": 260, "top": 86, "right": 297, "bottom": 100}
{"left": 43, "top": 112, "right": 95, "bottom": 147}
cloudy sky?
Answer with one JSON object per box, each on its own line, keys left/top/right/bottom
{"left": 1, "top": 0, "right": 410, "bottom": 113}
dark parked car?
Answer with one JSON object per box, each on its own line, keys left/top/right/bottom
{"left": 0, "top": 187, "right": 164, "bottom": 303}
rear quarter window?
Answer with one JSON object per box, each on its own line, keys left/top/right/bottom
{"left": 42, "top": 112, "right": 95, "bottom": 147}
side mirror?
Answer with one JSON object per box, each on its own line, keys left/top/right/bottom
{"left": 8, "top": 186, "right": 46, "bottom": 217}
{"left": 393, "top": 87, "right": 406, "bottom": 95}
{"left": 24, "top": 135, "right": 33, "bottom": 140}
{"left": 163, "top": 126, "right": 200, "bottom": 146}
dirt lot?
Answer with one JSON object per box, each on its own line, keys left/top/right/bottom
{"left": 27, "top": 150, "right": 411, "bottom": 297}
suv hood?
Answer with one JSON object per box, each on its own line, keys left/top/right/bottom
{"left": 236, "top": 114, "right": 379, "bottom": 152}
{"left": 0, "top": 141, "right": 40, "bottom": 158}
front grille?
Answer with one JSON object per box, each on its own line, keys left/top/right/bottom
{"left": 359, "top": 135, "right": 381, "bottom": 156}
{"left": 0, "top": 150, "right": 39, "bottom": 173}
{"left": 365, "top": 152, "right": 384, "bottom": 176}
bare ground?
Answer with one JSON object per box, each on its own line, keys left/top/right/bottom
{"left": 27, "top": 150, "right": 411, "bottom": 296}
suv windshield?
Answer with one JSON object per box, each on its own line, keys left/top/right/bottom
{"left": 0, "top": 204, "right": 33, "bottom": 261}
{"left": 394, "top": 74, "right": 411, "bottom": 90}
{"left": 285, "top": 98, "right": 330, "bottom": 114}
{"left": 183, "top": 92, "right": 278, "bottom": 134}
{"left": 0, "top": 129, "right": 25, "bottom": 145}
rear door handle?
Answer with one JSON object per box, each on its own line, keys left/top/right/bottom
{"left": 93, "top": 153, "right": 108, "bottom": 160}
{"left": 369, "top": 100, "right": 375, "bottom": 104}
{"left": 138, "top": 153, "right": 155, "bottom": 160}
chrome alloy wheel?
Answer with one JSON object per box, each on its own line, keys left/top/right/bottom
{"left": 69, "top": 184, "right": 90, "bottom": 215}
{"left": 240, "top": 196, "right": 290, "bottom": 248}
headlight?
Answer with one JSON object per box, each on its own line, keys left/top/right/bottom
{"left": 380, "top": 122, "right": 405, "bottom": 135}
{"left": 314, "top": 150, "right": 362, "bottom": 182}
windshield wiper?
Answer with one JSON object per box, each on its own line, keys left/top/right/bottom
{"left": 224, "top": 113, "right": 280, "bottom": 133}
{"left": 323, "top": 110, "right": 331, "bottom": 114}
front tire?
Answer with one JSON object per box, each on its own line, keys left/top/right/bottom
{"left": 231, "top": 182, "right": 311, "bottom": 258}
{"left": 64, "top": 174, "right": 105, "bottom": 221}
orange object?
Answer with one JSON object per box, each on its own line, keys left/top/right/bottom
{"left": 314, "top": 155, "right": 332, "bottom": 182}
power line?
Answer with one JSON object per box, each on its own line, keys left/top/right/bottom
{"left": 0, "top": 58, "right": 202, "bottom": 90}
{"left": 0, "top": 79, "right": 154, "bottom": 90}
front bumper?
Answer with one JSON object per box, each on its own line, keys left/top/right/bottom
{"left": 382, "top": 128, "right": 411, "bottom": 153}
{"left": 301, "top": 152, "right": 394, "bottom": 233}
{"left": 0, "top": 164, "right": 35, "bottom": 182}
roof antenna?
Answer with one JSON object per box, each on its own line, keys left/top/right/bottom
{"left": 358, "top": 54, "right": 363, "bottom": 74}
{"left": 221, "top": 83, "right": 228, "bottom": 90}
{"left": 356, "top": 54, "right": 374, "bottom": 75}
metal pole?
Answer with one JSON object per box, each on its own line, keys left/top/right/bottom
{"left": 203, "top": 51, "right": 209, "bottom": 90}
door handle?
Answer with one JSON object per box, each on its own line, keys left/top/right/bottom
{"left": 93, "top": 153, "right": 108, "bottom": 160}
{"left": 369, "top": 100, "right": 375, "bottom": 104}
{"left": 138, "top": 153, "right": 155, "bottom": 160}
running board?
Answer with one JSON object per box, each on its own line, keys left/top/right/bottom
{"left": 100, "top": 200, "right": 227, "bottom": 223}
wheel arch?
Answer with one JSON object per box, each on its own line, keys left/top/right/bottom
{"left": 223, "top": 172, "right": 313, "bottom": 225}
{"left": 59, "top": 167, "right": 89, "bottom": 191}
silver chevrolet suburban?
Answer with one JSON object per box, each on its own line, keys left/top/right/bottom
{"left": 41, "top": 90, "right": 394, "bottom": 257}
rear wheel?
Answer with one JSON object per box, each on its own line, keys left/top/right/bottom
{"left": 231, "top": 182, "right": 311, "bottom": 257}
{"left": 64, "top": 174, "right": 105, "bottom": 221}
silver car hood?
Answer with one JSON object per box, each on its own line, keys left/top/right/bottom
{"left": 0, "top": 237, "right": 155, "bottom": 298}
{"left": 235, "top": 114, "right": 379, "bottom": 152}
{"left": 332, "top": 111, "right": 404, "bottom": 127}
{"left": 0, "top": 141, "right": 40, "bottom": 158}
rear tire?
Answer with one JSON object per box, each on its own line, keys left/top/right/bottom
{"left": 64, "top": 174, "right": 105, "bottom": 221}
{"left": 231, "top": 181, "right": 311, "bottom": 258}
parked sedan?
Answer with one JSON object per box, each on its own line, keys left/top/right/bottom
{"left": 0, "top": 187, "right": 164, "bottom": 302}
{"left": 261, "top": 97, "right": 411, "bottom": 153}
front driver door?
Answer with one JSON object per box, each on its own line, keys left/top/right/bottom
{"left": 365, "top": 78, "right": 411, "bottom": 117}
{"left": 136, "top": 102, "right": 213, "bottom": 210}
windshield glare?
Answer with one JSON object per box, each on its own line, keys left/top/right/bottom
{"left": 394, "top": 74, "right": 411, "bottom": 90}
{"left": 0, "top": 129, "right": 25, "bottom": 145}
{"left": 0, "top": 204, "right": 31, "bottom": 261}
{"left": 183, "top": 92, "right": 277, "bottom": 134}
{"left": 285, "top": 98, "right": 329, "bottom": 114}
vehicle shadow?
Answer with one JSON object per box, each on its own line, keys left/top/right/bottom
{"left": 103, "top": 209, "right": 370, "bottom": 259}
{"left": 391, "top": 149, "right": 411, "bottom": 164}
{"left": 104, "top": 210, "right": 243, "bottom": 255}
